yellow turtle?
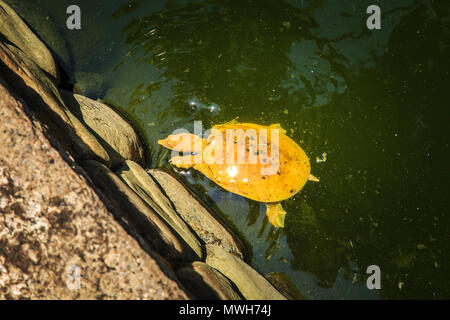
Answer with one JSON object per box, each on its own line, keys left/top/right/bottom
{"left": 158, "top": 121, "right": 319, "bottom": 227}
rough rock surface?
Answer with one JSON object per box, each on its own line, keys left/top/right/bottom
{"left": 116, "top": 160, "right": 202, "bottom": 259}
{"left": 148, "top": 169, "right": 246, "bottom": 260}
{"left": 0, "top": 41, "right": 111, "bottom": 166}
{"left": 0, "top": 80, "right": 189, "bottom": 299}
{"left": 61, "top": 91, "right": 146, "bottom": 168}
{"left": 82, "top": 160, "right": 200, "bottom": 264}
{"left": 0, "top": 0, "right": 59, "bottom": 82}
{"left": 205, "top": 245, "right": 286, "bottom": 300}
{"left": 176, "top": 262, "right": 242, "bottom": 300}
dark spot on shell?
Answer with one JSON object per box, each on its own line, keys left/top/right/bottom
{"left": 290, "top": 189, "right": 295, "bottom": 193}
{"left": 262, "top": 176, "right": 267, "bottom": 180}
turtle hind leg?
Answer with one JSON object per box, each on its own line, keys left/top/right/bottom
{"left": 265, "top": 202, "right": 287, "bottom": 228}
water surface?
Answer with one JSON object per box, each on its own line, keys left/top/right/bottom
{"left": 9, "top": 0, "right": 449, "bottom": 299}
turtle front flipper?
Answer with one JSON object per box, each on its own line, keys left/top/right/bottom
{"left": 265, "top": 202, "right": 287, "bottom": 228}
{"left": 158, "top": 133, "right": 206, "bottom": 153}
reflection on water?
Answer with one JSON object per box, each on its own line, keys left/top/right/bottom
{"left": 10, "top": 0, "right": 449, "bottom": 299}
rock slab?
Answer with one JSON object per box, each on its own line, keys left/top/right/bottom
{"left": 116, "top": 160, "right": 202, "bottom": 260}
{"left": 61, "top": 91, "right": 146, "bottom": 168}
{"left": 82, "top": 160, "right": 199, "bottom": 264}
{"left": 0, "top": 0, "right": 59, "bottom": 82}
{"left": 0, "top": 79, "right": 188, "bottom": 299}
{"left": 148, "top": 169, "right": 246, "bottom": 260}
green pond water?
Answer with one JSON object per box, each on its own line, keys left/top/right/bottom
{"left": 9, "top": 0, "right": 449, "bottom": 299}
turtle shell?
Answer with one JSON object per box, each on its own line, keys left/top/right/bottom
{"left": 199, "top": 122, "right": 311, "bottom": 202}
